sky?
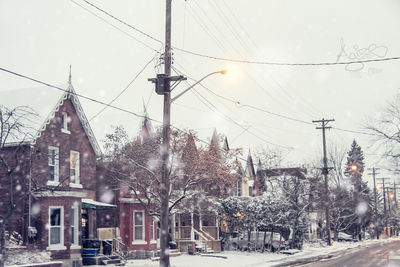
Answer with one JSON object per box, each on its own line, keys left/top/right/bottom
{"left": 0, "top": 0, "right": 400, "bottom": 185}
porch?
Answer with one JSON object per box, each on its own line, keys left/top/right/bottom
{"left": 173, "top": 212, "right": 221, "bottom": 253}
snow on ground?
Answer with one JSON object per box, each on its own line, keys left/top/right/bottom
{"left": 4, "top": 248, "right": 51, "bottom": 266}
{"left": 120, "top": 238, "right": 400, "bottom": 267}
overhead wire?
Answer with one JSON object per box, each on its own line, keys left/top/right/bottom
{"left": 75, "top": 0, "right": 400, "bottom": 67}
{"left": 70, "top": 0, "right": 160, "bottom": 53}
{"left": 0, "top": 66, "right": 254, "bottom": 164}
{"left": 89, "top": 53, "right": 158, "bottom": 122}
{"left": 185, "top": 0, "right": 318, "bottom": 120}
{"left": 173, "top": 73, "right": 294, "bottom": 149}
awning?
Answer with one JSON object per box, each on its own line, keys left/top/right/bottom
{"left": 82, "top": 199, "right": 117, "bottom": 210}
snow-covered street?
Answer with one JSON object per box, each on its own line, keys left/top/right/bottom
{"left": 108, "top": 238, "right": 400, "bottom": 267}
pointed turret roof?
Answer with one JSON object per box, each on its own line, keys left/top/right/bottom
{"left": 244, "top": 150, "right": 256, "bottom": 179}
{"left": 136, "top": 100, "right": 154, "bottom": 143}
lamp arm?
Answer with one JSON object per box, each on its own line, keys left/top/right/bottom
{"left": 171, "top": 71, "right": 222, "bottom": 103}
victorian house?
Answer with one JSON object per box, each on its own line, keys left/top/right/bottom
{"left": 0, "top": 75, "right": 114, "bottom": 266}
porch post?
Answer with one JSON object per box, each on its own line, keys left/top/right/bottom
{"left": 190, "top": 212, "right": 195, "bottom": 240}
{"left": 216, "top": 217, "right": 220, "bottom": 239}
{"left": 171, "top": 213, "right": 176, "bottom": 241}
{"left": 199, "top": 212, "right": 203, "bottom": 231}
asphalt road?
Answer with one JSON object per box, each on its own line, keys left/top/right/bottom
{"left": 302, "top": 240, "right": 400, "bottom": 267}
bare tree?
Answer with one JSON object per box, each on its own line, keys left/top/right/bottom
{"left": 0, "top": 105, "right": 38, "bottom": 267}
{"left": 101, "top": 127, "right": 239, "bottom": 220}
{"left": 365, "top": 92, "right": 400, "bottom": 167}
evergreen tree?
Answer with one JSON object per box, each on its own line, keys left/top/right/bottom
{"left": 344, "top": 140, "right": 372, "bottom": 239}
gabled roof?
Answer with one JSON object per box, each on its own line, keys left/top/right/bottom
{"left": 244, "top": 150, "right": 256, "bottom": 179}
{"left": 0, "top": 79, "right": 102, "bottom": 156}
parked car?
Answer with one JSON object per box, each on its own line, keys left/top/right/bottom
{"left": 325, "top": 232, "right": 358, "bottom": 242}
{"left": 224, "top": 231, "right": 286, "bottom": 252}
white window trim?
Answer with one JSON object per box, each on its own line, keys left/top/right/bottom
{"left": 46, "top": 180, "right": 61, "bottom": 187}
{"left": 132, "top": 240, "right": 147, "bottom": 245}
{"left": 133, "top": 210, "right": 145, "bottom": 242}
{"left": 61, "top": 112, "right": 71, "bottom": 134}
{"left": 71, "top": 206, "right": 79, "bottom": 247}
{"left": 47, "top": 206, "right": 65, "bottom": 250}
{"left": 70, "top": 151, "right": 80, "bottom": 185}
{"left": 150, "top": 216, "right": 155, "bottom": 241}
{"left": 69, "top": 183, "right": 83, "bottom": 189}
{"left": 48, "top": 146, "right": 59, "bottom": 183}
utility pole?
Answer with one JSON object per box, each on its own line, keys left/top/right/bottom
{"left": 147, "top": 2, "right": 186, "bottom": 266}
{"left": 377, "top": 177, "right": 390, "bottom": 236}
{"left": 160, "top": 1, "right": 171, "bottom": 266}
{"left": 151, "top": 1, "right": 171, "bottom": 266}
{"left": 368, "top": 167, "right": 379, "bottom": 239}
{"left": 313, "top": 118, "right": 334, "bottom": 246}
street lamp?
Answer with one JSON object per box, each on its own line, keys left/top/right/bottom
{"left": 148, "top": 68, "right": 226, "bottom": 266}
{"left": 171, "top": 70, "right": 227, "bottom": 103}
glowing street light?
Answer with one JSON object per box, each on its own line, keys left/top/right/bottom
{"left": 350, "top": 164, "right": 358, "bottom": 172}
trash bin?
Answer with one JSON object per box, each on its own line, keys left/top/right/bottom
{"left": 102, "top": 240, "right": 112, "bottom": 255}
{"left": 169, "top": 241, "right": 177, "bottom": 249}
{"left": 188, "top": 245, "right": 194, "bottom": 255}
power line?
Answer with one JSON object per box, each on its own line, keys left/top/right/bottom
{"left": 75, "top": 0, "right": 400, "bottom": 67}
{"left": 80, "top": 0, "right": 163, "bottom": 45}
{"left": 0, "top": 67, "right": 161, "bottom": 124}
{"left": 89, "top": 53, "right": 158, "bottom": 122}
{"left": 176, "top": 49, "right": 400, "bottom": 66}
{"left": 175, "top": 68, "right": 382, "bottom": 139}
{"left": 70, "top": 0, "right": 160, "bottom": 52}
{"left": 171, "top": 66, "right": 294, "bottom": 149}
{"left": 0, "top": 66, "right": 266, "bottom": 165}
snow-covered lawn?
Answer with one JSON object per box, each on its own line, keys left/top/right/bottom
{"left": 122, "top": 238, "right": 400, "bottom": 267}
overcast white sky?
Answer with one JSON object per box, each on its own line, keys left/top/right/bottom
{"left": 1, "top": 0, "right": 400, "bottom": 182}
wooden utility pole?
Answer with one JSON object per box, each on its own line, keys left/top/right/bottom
{"left": 161, "top": 1, "right": 172, "bottom": 266}
{"left": 378, "top": 177, "right": 391, "bottom": 236}
{"left": 147, "top": 2, "right": 186, "bottom": 265}
{"left": 313, "top": 118, "right": 334, "bottom": 246}
{"left": 368, "top": 167, "right": 379, "bottom": 239}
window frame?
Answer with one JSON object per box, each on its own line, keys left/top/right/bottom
{"left": 61, "top": 112, "right": 71, "bottom": 134}
{"left": 71, "top": 206, "right": 80, "bottom": 248}
{"left": 47, "top": 146, "right": 59, "bottom": 185}
{"left": 133, "top": 210, "right": 145, "bottom": 244}
{"left": 69, "top": 150, "right": 80, "bottom": 186}
{"left": 47, "top": 206, "right": 66, "bottom": 250}
{"left": 150, "top": 216, "right": 155, "bottom": 241}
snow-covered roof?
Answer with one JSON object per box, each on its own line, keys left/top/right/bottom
{"left": 82, "top": 198, "right": 117, "bottom": 209}
{"left": 0, "top": 83, "right": 101, "bottom": 156}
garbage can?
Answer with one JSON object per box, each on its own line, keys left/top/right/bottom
{"left": 188, "top": 245, "right": 193, "bottom": 255}
{"left": 102, "top": 240, "right": 112, "bottom": 255}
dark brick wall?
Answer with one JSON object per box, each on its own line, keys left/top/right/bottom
{"left": 1, "top": 97, "right": 99, "bottom": 259}
{"left": 31, "top": 97, "right": 97, "bottom": 190}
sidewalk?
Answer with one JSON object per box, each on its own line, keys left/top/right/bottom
{"left": 120, "top": 238, "right": 400, "bottom": 267}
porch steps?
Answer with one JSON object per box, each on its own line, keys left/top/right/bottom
{"left": 100, "top": 255, "right": 124, "bottom": 265}
{"left": 170, "top": 249, "right": 181, "bottom": 257}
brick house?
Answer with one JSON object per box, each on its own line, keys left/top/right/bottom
{"left": 0, "top": 76, "right": 113, "bottom": 265}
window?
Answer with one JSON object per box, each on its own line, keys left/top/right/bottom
{"left": 61, "top": 112, "right": 70, "bottom": 133}
{"left": 237, "top": 178, "right": 242, "bottom": 196}
{"left": 49, "top": 207, "right": 64, "bottom": 247}
{"left": 48, "top": 146, "right": 59, "bottom": 182}
{"left": 150, "top": 216, "right": 154, "bottom": 240}
{"left": 134, "top": 211, "right": 144, "bottom": 241}
{"left": 71, "top": 207, "right": 79, "bottom": 246}
{"left": 70, "top": 151, "right": 80, "bottom": 184}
